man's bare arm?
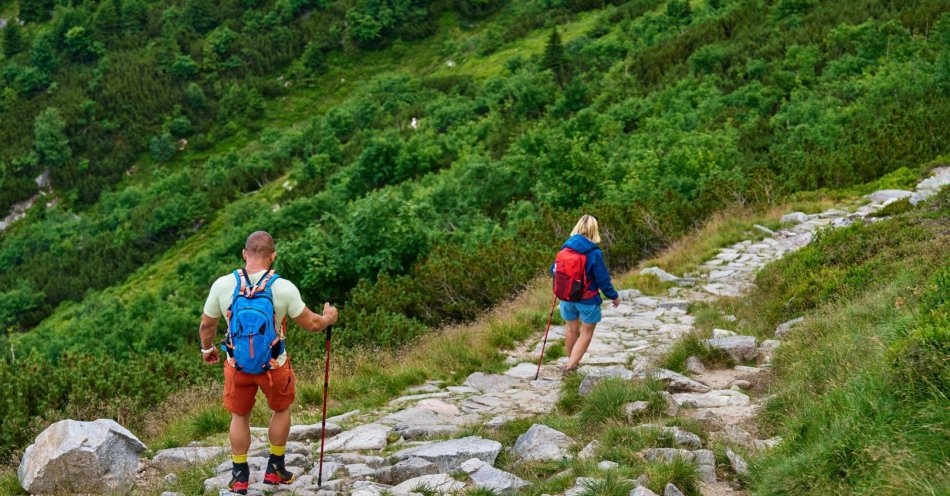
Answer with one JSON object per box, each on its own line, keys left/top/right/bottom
{"left": 292, "top": 303, "right": 339, "bottom": 333}
{"left": 199, "top": 313, "right": 219, "bottom": 349}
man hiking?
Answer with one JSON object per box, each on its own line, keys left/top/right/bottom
{"left": 199, "top": 231, "right": 338, "bottom": 494}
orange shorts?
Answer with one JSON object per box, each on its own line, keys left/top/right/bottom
{"left": 223, "top": 359, "right": 296, "bottom": 415}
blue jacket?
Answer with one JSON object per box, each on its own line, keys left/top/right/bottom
{"left": 551, "top": 234, "right": 619, "bottom": 305}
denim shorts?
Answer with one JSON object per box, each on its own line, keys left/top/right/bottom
{"left": 559, "top": 300, "right": 602, "bottom": 324}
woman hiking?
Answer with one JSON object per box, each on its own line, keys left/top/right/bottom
{"left": 553, "top": 214, "right": 620, "bottom": 376}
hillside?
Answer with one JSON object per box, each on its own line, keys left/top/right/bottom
{"left": 0, "top": 0, "right": 948, "bottom": 478}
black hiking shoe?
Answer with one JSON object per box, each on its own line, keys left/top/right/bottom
{"left": 263, "top": 455, "right": 296, "bottom": 485}
{"left": 228, "top": 462, "right": 249, "bottom": 495}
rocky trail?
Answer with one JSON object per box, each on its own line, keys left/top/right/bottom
{"left": 17, "top": 168, "right": 949, "bottom": 496}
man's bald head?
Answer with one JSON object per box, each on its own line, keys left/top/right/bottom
{"left": 245, "top": 231, "right": 276, "bottom": 258}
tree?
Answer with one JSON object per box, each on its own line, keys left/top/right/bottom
{"left": 34, "top": 107, "right": 71, "bottom": 169}
{"left": 121, "top": 0, "right": 149, "bottom": 32}
{"left": 30, "top": 35, "right": 58, "bottom": 73}
{"left": 182, "top": 0, "right": 217, "bottom": 33}
{"left": 94, "top": 0, "right": 123, "bottom": 39}
{"left": 64, "top": 27, "right": 102, "bottom": 62}
{"left": 18, "top": 0, "right": 55, "bottom": 23}
{"left": 667, "top": 0, "right": 692, "bottom": 21}
{"left": 301, "top": 41, "right": 328, "bottom": 74}
{"left": 541, "top": 29, "right": 569, "bottom": 88}
{"left": 3, "top": 23, "right": 25, "bottom": 59}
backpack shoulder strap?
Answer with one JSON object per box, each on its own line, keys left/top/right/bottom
{"left": 232, "top": 269, "right": 248, "bottom": 300}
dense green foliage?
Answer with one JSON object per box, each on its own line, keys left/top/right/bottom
{"left": 0, "top": 0, "right": 948, "bottom": 462}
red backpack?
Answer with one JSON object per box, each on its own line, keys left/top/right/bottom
{"left": 553, "top": 248, "right": 599, "bottom": 302}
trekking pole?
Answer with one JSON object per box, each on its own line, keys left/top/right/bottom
{"left": 317, "top": 325, "right": 333, "bottom": 487}
{"left": 534, "top": 296, "right": 558, "bottom": 381}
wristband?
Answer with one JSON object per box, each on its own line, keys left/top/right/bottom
{"left": 201, "top": 346, "right": 215, "bottom": 354}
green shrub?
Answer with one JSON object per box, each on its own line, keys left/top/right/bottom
{"left": 579, "top": 378, "right": 664, "bottom": 428}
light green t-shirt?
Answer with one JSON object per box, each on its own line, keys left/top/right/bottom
{"left": 203, "top": 270, "right": 307, "bottom": 325}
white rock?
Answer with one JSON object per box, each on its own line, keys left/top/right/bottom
{"left": 504, "top": 362, "right": 540, "bottom": 379}
{"left": 345, "top": 463, "right": 377, "bottom": 478}
{"left": 460, "top": 457, "right": 530, "bottom": 493}
{"left": 153, "top": 446, "right": 229, "bottom": 471}
{"left": 323, "top": 424, "right": 392, "bottom": 452}
{"left": 642, "top": 369, "right": 711, "bottom": 393}
{"left": 630, "top": 486, "right": 660, "bottom": 496}
{"left": 692, "top": 449, "right": 717, "bottom": 483}
{"left": 512, "top": 424, "right": 573, "bottom": 462}
{"left": 598, "top": 460, "right": 619, "bottom": 470}
{"left": 726, "top": 447, "right": 749, "bottom": 476}
{"left": 391, "top": 436, "right": 502, "bottom": 472}
{"left": 463, "top": 372, "right": 520, "bottom": 392}
{"left": 662, "top": 426, "right": 702, "bottom": 449}
{"left": 578, "top": 441, "right": 600, "bottom": 460}
{"left": 642, "top": 448, "right": 694, "bottom": 462}
{"left": 664, "top": 483, "right": 686, "bottom": 496}
{"left": 775, "top": 316, "right": 804, "bottom": 337}
{"left": 373, "top": 457, "right": 439, "bottom": 485}
{"left": 392, "top": 473, "right": 465, "bottom": 495}
{"left": 685, "top": 356, "right": 706, "bottom": 374}
{"left": 864, "top": 189, "right": 913, "bottom": 203}
{"left": 672, "top": 389, "right": 750, "bottom": 408}
{"left": 18, "top": 419, "right": 148, "bottom": 494}
{"left": 780, "top": 212, "right": 809, "bottom": 224}
{"left": 712, "top": 328, "right": 736, "bottom": 338}
{"left": 702, "top": 335, "right": 758, "bottom": 362}
{"left": 640, "top": 267, "right": 680, "bottom": 282}
{"left": 624, "top": 401, "right": 651, "bottom": 420}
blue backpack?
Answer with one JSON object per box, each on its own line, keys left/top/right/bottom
{"left": 222, "top": 269, "right": 285, "bottom": 374}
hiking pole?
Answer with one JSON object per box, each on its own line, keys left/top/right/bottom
{"left": 317, "top": 325, "right": 333, "bottom": 487}
{"left": 534, "top": 296, "right": 558, "bottom": 381}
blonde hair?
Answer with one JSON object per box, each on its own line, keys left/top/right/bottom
{"left": 571, "top": 214, "right": 601, "bottom": 243}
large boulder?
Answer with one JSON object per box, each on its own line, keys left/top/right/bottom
{"left": 459, "top": 457, "right": 530, "bottom": 494}
{"left": 511, "top": 424, "right": 573, "bottom": 462}
{"left": 702, "top": 335, "right": 757, "bottom": 362}
{"left": 391, "top": 436, "right": 502, "bottom": 472}
{"left": 18, "top": 419, "right": 147, "bottom": 494}
{"left": 463, "top": 372, "right": 520, "bottom": 393}
{"left": 864, "top": 189, "right": 913, "bottom": 203}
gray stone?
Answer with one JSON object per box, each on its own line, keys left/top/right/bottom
{"left": 566, "top": 477, "right": 597, "bottom": 496}
{"left": 661, "top": 427, "right": 702, "bottom": 449}
{"left": 630, "top": 487, "right": 660, "bottom": 496}
{"left": 775, "top": 316, "right": 804, "bottom": 338}
{"left": 324, "top": 453, "right": 385, "bottom": 468}
{"left": 685, "top": 356, "right": 706, "bottom": 374}
{"left": 310, "top": 461, "right": 343, "bottom": 480}
{"left": 726, "top": 448, "right": 749, "bottom": 476}
{"left": 323, "top": 423, "right": 391, "bottom": 452}
{"left": 624, "top": 401, "right": 651, "bottom": 421}
{"left": 642, "top": 369, "right": 711, "bottom": 393}
{"left": 658, "top": 299, "right": 689, "bottom": 311}
{"left": 664, "top": 483, "right": 685, "bottom": 496}
{"left": 350, "top": 481, "right": 394, "bottom": 496}
{"left": 598, "top": 460, "right": 618, "bottom": 470}
{"left": 512, "top": 424, "right": 574, "bottom": 462}
{"left": 153, "top": 446, "right": 228, "bottom": 471}
{"left": 672, "top": 389, "right": 750, "bottom": 408}
{"left": 161, "top": 492, "right": 184, "bottom": 496}
{"left": 753, "top": 224, "right": 775, "bottom": 236}
{"left": 728, "top": 379, "right": 751, "bottom": 390}
{"left": 661, "top": 392, "right": 679, "bottom": 417}
{"left": 618, "top": 289, "right": 642, "bottom": 301}
{"left": 462, "top": 372, "right": 520, "bottom": 393}
{"left": 460, "top": 457, "right": 530, "bottom": 493}
{"left": 344, "top": 463, "right": 377, "bottom": 478}
{"left": 504, "top": 362, "right": 539, "bottom": 379}
{"left": 712, "top": 328, "right": 736, "bottom": 338}
{"left": 578, "top": 366, "right": 635, "bottom": 396}
{"left": 391, "top": 436, "right": 502, "bottom": 472}
{"left": 163, "top": 473, "right": 179, "bottom": 485}
{"left": 373, "top": 457, "right": 439, "bottom": 485}
{"left": 753, "top": 437, "right": 782, "bottom": 453}
{"left": 780, "top": 212, "right": 808, "bottom": 224}
{"left": 578, "top": 441, "right": 600, "bottom": 460}
{"left": 642, "top": 448, "right": 694, "bottom": 463}
{"left": 326, "top": 410, "right": 360, "bottom": 424}
{"left": 702, "top": 335, "right": 758, "bottom": 362}
{"left": 392, "top": 473, "right": 464, "bottom": 494}
{"left": 692, "top": 449, "right": 717, "bottom": 484}
{"left": 251, "top": 423, "right": 341, "bottom": 442}
{"left": 865, "top": 189, "right": 913, "bottom": 203}
{"left": 640, "top": 267, "right": 680, "bottom": 282}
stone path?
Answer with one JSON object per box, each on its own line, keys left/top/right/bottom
{"left": 149, "top": 168, "right": 948, "bottom": 496}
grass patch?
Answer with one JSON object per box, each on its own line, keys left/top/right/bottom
{"left": 642, "top": 457, "right": 700, "bottom": 496}
{"left": 868, "top": 197, "right": 914, "bottom": 218}
{"left": 579, "top": 470, "right": 635, "bottom": 496}
{"left": 542, "top": 341, "right": 566, "bottom": 363}
{"left": 578, "top": 378, "right": 664, "bottom": 429}
{"left": 188, "top": 406, "right": 231, "bottom": 439}
{"left": 657, "top": 333, "right": 735, "bottom": 374}
{"left": 557, "top": 372, "right": 585, "bottom": 413}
